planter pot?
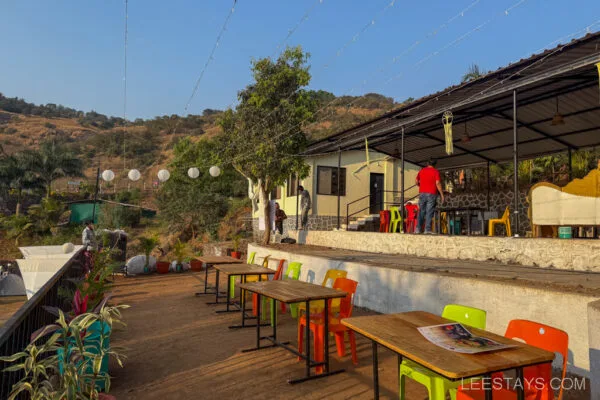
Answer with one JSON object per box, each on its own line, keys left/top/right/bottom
{"left": 231, "top": 251, "right": 242, "bottom": 259}
{"left": 58, "top": 321, "right": 111, "bottom": 391}
{"left": 175, "top": 263, "right": 183, "bottom": 273}
{"left": 190, "top": 259, "right": 203, "bottom": 271}
{"left": 156, "top": 261, "right": 170, "bottom": 274}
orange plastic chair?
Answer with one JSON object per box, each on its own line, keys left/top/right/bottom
{"left": 252, "top": 259, "right": 285, "bottom": 318}
{"left": 488, "top": 206, "right": 512, "bottom": 237}
{"left": 297, "top": 277, "right": 359, "bottom": 374}
{"left": 379, "top": 210, "right": 391, "bottom": 232}
{"left": 297, "top": 269, "right": 348, "bottom": 315}
{"left": 457, "top": 319, "right": 568, "bottom": 400}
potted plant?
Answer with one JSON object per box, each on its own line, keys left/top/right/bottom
{"left": 1, "top": 304, "right": 127, "bottom": 400}
{"left": 172, "top": 239, "right": 190, "bottom": 273}
{"left": 190, "top": 248, "right": 204, "bottom": 272}
{"left": 138, "top": 235, "right": 159, "bottom": 274}
{"left": 231, "top": 234, "right": 242, "bottom": 259}
{"left": 156, "top": 259, "right": 170, "bottom": 274}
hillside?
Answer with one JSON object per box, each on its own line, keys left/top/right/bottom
{"left": 0, "top": 91, "right": 403, "bottom": 190}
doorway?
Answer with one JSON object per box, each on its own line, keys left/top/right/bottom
{"left": 369, "top": 173, "right": 385, "bottom": 214}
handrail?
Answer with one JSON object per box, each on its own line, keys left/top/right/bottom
{"left": 0, "top": 249, "right": 84, "bottom": 398}
{"left": 345, "top": 185, "right": 418, "bottom": 226}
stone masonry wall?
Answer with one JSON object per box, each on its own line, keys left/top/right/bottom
{"left": 252, "top": 215, "right": 339, "bottom": 242}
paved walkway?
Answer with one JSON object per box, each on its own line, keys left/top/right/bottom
{"left": 266, "top": 244, "right": 600, "bottom": 296}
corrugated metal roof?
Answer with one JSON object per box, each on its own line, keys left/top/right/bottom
{"left": 306, "top": 31, "right": 600, "bottom": 170}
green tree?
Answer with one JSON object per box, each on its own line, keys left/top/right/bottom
{"left": 0, "top": 151, "right": 43, "bottom": 215}
{"left": 218, "top": 46, "right": 316, "bottom": 244}
{"left": 27, "top": 140, "right": 84, "bottom": 197}
{"left": 461, "top": 64, "right": 486, "bottom": 83}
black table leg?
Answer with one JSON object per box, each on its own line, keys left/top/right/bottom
{"left": 205, "top": 269, "right": 221, "bottom": 305}
{"left": 372, "top": 341, "right": 379, "bottom": 399}
{"left": 324, "top": 300, "right": 329, "bottom": 374}
{"left": 256, "top": 293, "right": 261, "bottom": 349}
{"left": 305, "top": 300, "right": 311, "bottom": 378}
{"left": 194, "top": 263, "right": 212, "bottom": 295}
{"left": 516, "top": 367, "right": 525, "bottom": 400}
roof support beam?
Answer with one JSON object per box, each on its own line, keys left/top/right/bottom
{"left": 494, "top": 111, "right": 578, "bottom": 150}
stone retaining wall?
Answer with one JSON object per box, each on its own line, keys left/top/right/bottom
{"left": 288, "top": 230, "right": 600, "bottom": 272}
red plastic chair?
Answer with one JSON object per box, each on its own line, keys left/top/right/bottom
{"left": 252, "top": 259, "right": 285, "bottom": 316}
{"left": 457, "top": 319, "right": 568, "bottom": 400}
{"left": 297, "top": 277, "right": 359, "bottom": 374}
{"left": 404, "top": 203, "right": 419, "bottom": 233}
{"left": 379, "top": 210, "right": 391, "bottom": 232}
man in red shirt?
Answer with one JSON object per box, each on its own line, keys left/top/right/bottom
{"left": 415, "top": 159, "right": 444, "bottom": 234}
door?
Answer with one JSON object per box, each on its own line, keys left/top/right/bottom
{"left": 369, "top": 173, "right": 385, "bottom": 214}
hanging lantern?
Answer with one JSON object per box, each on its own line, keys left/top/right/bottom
{"left": 101, "top": 170, "right": 115, "bottom": 182}
{"left": 188, "top": 167, "right": 200, "bottom": 179}
{"left": 209, "top": 166, "right": 221, "bottom": 177}
{"left": 596, "top": 62, "right": 600, "bottom": 102}
{"left": 157, "top": 169, "right": 170, "bottom": 182}
{"left": 128, "top": 169, "right": 141, "bottom": 181}
{"left": 442, "top": 111, "right": 454, "bottom": 155}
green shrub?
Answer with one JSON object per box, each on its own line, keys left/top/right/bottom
{"left": 98, "top": 203, "right": 141, "bottom": 229}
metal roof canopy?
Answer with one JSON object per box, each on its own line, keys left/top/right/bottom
{"left": 305, "top": 32, "right": 600, "bottom": 171}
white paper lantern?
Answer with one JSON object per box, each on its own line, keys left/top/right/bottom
{"left": 209, "top": 166, "right": 221, "bottom": 177}
{"left": 157, "top": 169, "right": 170, "bottom": 182}
{"left": 101, "top": 170, "right": 115, "bottom": 182}
{"left": 128, "top": 169, "right": 141, "bottom": 181}
{"left": 188, "top": 167, "right": 200, "bottom": 179}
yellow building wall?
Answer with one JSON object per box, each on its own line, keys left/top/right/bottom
{"left": 251, "top": 150, "right": 419, "bottom": 218}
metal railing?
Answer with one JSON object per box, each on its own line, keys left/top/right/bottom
{"left": 345, "top": 186, "right": 418, "bottom": 226}
{"left": 0, "top": 249, "right": 84, "bottom": 398}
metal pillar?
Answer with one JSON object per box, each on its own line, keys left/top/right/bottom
{"left": 337, "top": 147, "right": 342, "bottom": 229}
{"left": 91, "top": 167, "right": 100, "bottom": 223}
{"left": 400, "top": 127, "right": 405, "bottom": 219}
{"left": 295, "top": 174, "right": 299, "bottom": 230}
{"left": 486, "top": 161, "right": 491, "bottom": 210}
{"left": 512, "top": 90, "right": 519, "bottom": 237}
{"left": 568, "top": 148, "right": 573, "bottom": 181}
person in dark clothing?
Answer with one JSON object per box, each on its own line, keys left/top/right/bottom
{"left": 274, "top": 202, "right": 287, "bottom": 235}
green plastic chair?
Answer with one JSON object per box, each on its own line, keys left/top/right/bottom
{"left": 283, "top": 262, "right": 302, "bottom": 318}
{"left": 399, "top": 304, "right": 487, "bottom": 400}
{"left": 389, "top": 206, "right": 403, "bottom": 233}
{"left": 230, "top": 251, "right": 257, "bottom": 299}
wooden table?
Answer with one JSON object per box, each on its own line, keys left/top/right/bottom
{"left": 211, "top": 264, "right": 275, "bottom": 321}
{"left": 193, "top": 256, "right": 243, "bottom": 296}
{"left": 237, "top": 279, "right": 347, "bottom": 384}
{"left": 342, "top": 312, "right": 555, "bottom": 400}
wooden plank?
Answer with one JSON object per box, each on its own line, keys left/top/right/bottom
{"left": 341, "top": 311, "right": 555, "bottom": 380}
{"left": 214, "top": 264, "right": 276, "bottom": 276}
{"left": 238, "top": 280, "right": 347, "bottom": 304}
{"left": 196, "top": 256, "right": 243, "bottom": 264}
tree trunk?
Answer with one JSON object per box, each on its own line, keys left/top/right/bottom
{"left": 258, "top": 180, "right": 271, "bottom": 245}
{"left": 15, "top": 189, "right": 21, "bottom": 216}
{"left": 46, "top": 182, "right": 51, "bottom": 198}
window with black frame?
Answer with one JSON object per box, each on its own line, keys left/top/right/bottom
{"left": 270, "top": 186, "right": 281, "bottom": 200}
{"left": 317, "top": 166, "right": 346, "bottom": 196}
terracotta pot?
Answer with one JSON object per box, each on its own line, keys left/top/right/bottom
{"left": 231, "top": 251, "right": 242, "bottom": 259}
{"left": 156, "top": 261, "right": 170, "bottom": 274}
{"left": 190, "top": 259, "right": 203, "bottom": 271}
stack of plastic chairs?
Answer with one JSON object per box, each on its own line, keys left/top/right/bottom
{"left": 379, "top": 210, "right": 391, "bottom": 232}
{"left": 298, "top": 277, "right": 359, "bottom": 373}
{"left": 389, "top": 206, "right": 403, "bottom": 233}
{"left": 404, "top": 203, "right": 419, "bottom": 233}
{"left": 297, "top": 269, "right": 347, "bottom": 316}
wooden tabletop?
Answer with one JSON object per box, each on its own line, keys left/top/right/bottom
{"left": 341, "top": 311, "right": 555, "bottom": 380}
{"left": 214, "top": 263, "right": 276, "bottom": 276}
{"left": 238, "top": 279, "right": 347, "bottom": 304}
{"left": 196, "top": 256, "right": 243, "bottom": 264}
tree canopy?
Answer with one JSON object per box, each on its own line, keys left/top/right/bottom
{"left": 217, "top": 46, "right": 317, "bottom": 243}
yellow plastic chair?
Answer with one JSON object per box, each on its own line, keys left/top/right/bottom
{"left": 230, "top": 251, "right": 257, "bottom": 299}
{"left": 488, "top": 206, "right": 511, "bottom": 237}
{"left": 388, "top": 206, "right": 403, "bottom": 233}
{"left": 399, "top": 304, "right": 487, "bottom": 400}
{"left": 297, "top": 269, "right": 348, "bottom": 315}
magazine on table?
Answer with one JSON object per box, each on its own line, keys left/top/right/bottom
{"left": 417, "top": 323, "right": 516, "bottom": 354}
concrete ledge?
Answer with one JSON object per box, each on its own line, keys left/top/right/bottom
{"left": 289, "top": 230, "right": 600, "bottom": 272}
{"left": 250, "top": 243, "right": 598, "bottom": 381}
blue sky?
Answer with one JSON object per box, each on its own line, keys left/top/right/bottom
{"left": 1, "top": 0, "right": 600, "bottom": 119}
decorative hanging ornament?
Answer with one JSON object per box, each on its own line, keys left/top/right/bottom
{"left": 365, "top": 137, "right": 370, "bottom": 170}
{"left": 442, "top": 111, "right": 454, "bottom": 155}
{"left": 596, "top": 62, "right": 600, "bottom": 103}
{"left": 101, "top": 170, "right": 115, "bottom": 182}
{"left": 187, "top": 167, "right": 200, "bottom": 179}
{"left": 128, "top": 169, "right": 141, "bottom": 181}
{"left": 157, "top": 169, "right": 170, "bottom": 182}
{"left": 209, "top": 166, "right": 221, "bottom": 177}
